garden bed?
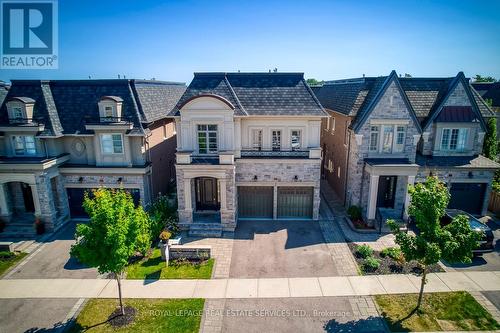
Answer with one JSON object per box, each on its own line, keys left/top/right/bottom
{"left": 348, "top": 243, "right": 443, "bottom": 275}
{"left": 375, "top": 292, "right": 499, "bottom": 332}
{"left": 125, "top": 248, "right": 214, "bottom": 279}
{"left": 0, "top": 251, "right": 27, "bottom": 277}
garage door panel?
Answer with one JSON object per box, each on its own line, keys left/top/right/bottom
{"left": 448, "top": 182, "right": 486, "bottom": 215}
{"left": 277, "top": 187, "right": 313, "bottom": 219}
{"left": 238, "top": 186, "right": 273, "bottom": 218}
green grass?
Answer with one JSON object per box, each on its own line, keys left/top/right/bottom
{"left": 125, "top": 248, "right": 214, "bottom": 280}
{"left": 375, "top": 291, "right": 500, "bottom": 332}
{"left": 68, "top": 298, "right": 204, "bottom": 333}
{"left": 0, "top": 252, "right": 27, "bottom": 277}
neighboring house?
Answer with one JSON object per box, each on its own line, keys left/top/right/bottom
{"left": 471, "top": 81, "right": 500, "bottom": 139}
{"left": 0, "top": 79, "right": 185, "bottom": 235}
{"left": 314, "top": 71, "right": 499, "bottom": 225}
{"left": 0, "top": 82, "right": 9, "bottom": 106}
{"left": 169, "top": 72, "right": 326, "bottom": 237}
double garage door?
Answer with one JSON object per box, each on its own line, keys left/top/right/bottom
{"left": 66, "top": 188, "right": 141, "bottom": 218}
{"left": 238, "top": 186, "right": 313, "bottom": 219}
{"left": 448, "top": 182, "right": 486, "bottom": 215}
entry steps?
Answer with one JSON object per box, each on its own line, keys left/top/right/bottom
{"left": 188, "top": 222, "right": 223, "bottom": 238}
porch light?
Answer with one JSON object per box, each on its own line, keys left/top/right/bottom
{"left": 468, "top": 172, "right": 473, "bottom": 179}
{"left": 78, "top": 177, "right": 84, "bottom": 183}
{"left": 253, "top": 175, "right": 258, "bottom": 181}
{"left": 294, "top": 175, "right": 299, "bottom": 181}
{"left": 117, "top": 177, "right": 123, "bottom": 184}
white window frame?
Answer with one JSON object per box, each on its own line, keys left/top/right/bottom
{"left": 369, "top": 126, "right": 379, "bottom": 152}
{"left": 440, "top": 128, "right": 468, "bottom": 151}
{"left": 197, "top": 124, "right": 218, "bottom": 154}
{"left": 369, "top": 124, "right": 406, "bottom": 154}
{"left": 100, "top": 133, "right": 124, "bottom": 154}
{"left": 331, "top": 117, "right": 336, "bottom": 134}
{"left": 12, "top": 135, "right": 36, "bottom": 156}
{"left": 394, "top": 126, "right": 406, "bottom": 153}
{"left": 251, "top": 129, "right": 263, "bottom": 151}
{"left": 290, "top": 129, "right": 302, "bottom": 151}
{"left": 271, "top": 129, "right": 281, "bottom": 151}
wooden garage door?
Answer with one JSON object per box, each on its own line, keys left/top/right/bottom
{"left": 238, "top": 186, "right": 273, "bottom": 218}
{"left": 448, "top": 182, "right": 486, "bottom": 215}
{"left": 277, "top": 187, "right": 313, "bottom": 219}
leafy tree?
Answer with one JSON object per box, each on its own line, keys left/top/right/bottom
{"left": 306, "top": 78, "right": 324, "bottom": 86}
{"left": 483, "top": 117, "right": 498, "bottom": 160}
{"left": 148, "top": 194, "right": 179, "bottom": 239}
{"left": 388, "top": 177, "right": 479, "bottom": 311}
{"left": 71, "top": 188, "right": 151, "bottom": 315}
{"left": 474, "top": 75, "right": 496, "bottom": 83}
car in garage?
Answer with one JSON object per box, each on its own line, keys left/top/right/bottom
{"left": 440, "top": 209, "right": 494, "bottom": 255}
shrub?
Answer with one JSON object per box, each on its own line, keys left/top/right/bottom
{"left": 380, "top": 247, "right": 402, "bottom": 260}
{"left": 363, "top": 257, "right": 381, "bottom": 272}
{"left": 148, "top": 195, "right": 179, "bottom": 239}
{"left": 0, "top": 251, "right": 14, "bottom": 259}
{"left": 356, "top": 244, "right": 374, "bottom": 258}
{"left": 347, "top": 205, "right": 362, "bottom": 221}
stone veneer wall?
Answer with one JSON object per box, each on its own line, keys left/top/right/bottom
{"left": 359, "top": 172, "right": 408, "bottom": 218}
{"left": 235, "top": 159, "right": 322, "bottom": 220}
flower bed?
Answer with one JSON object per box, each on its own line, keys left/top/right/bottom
{"left": 348, "top": 243, "right": 444, "bottom": 275}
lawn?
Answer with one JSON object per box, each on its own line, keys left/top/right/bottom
{"left": 375, "top": 291, "right": 500, "bottom": 332}
{"left": 68, "top": 298, "right": 204, "bottom": 333}
{"left": 125, "top": 248, "right": 214, "bottom": 279}
{"left": 0, "top": 251, "right": 27, "bottom": 277}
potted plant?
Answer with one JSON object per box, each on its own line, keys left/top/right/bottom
{"left": 159, "top": 230, "right": 171, "bottom": 262}
{"left": 159, "top": 230, "right": 171, "bottom": 244}
{"left": 34, "top": 216, "right": 45, "bottom": 235}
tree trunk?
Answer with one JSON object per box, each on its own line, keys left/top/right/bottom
{"left": 116, "top": 272, "right": 125, "bottom": 316}
{"left": 416, "top": 265, "right": 427, "bottom": 311}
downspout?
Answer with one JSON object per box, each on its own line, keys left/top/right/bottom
{"left": 343, "top": 127, "right": 351, "bottom": 207}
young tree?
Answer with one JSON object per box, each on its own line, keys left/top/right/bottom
{"left": 306, "top": 78, "right": 324, "bottom": 86}
{"left": 474, "top": 74, "right": 497, "bottom": 83}
{"left": 387, "top": 177, "right": 479, "bottom": 311}
{"left": 71, "top": 188, "right": 151, "bottom": 315}
{"left": 483, "top": 117, "right": 498, "bottom": 160}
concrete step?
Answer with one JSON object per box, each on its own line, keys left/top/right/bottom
{"left": 188, "top": 223, "right": 223, "bottom": 238}
{"left": 190, "top": 223, "right": 223, "bottom": 230}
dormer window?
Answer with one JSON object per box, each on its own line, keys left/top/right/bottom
{"left": 7, "top": 97, "right": 35, "bottom": 124}
{"left": 12, "top": 135, "right": 36, "bottom": 155}
{"left": 98, "top": 96, "right": 123, "bottom": 122}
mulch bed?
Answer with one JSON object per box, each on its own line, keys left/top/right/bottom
{"left": 108, "top": 306, "right": 137, "bottom": 327}
{"left": 348, "top": 243, "right": 444, "bottom": 275}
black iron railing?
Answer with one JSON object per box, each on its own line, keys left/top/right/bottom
{"left": 240, "top": 149, "right": 309, "bottom": 158}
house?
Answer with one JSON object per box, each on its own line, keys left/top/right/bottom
{"left": 314, "top": 71, "right": 500, "bottom": 225}
{"left": 471, "top": 81, "right": 500, "bottom": 139}
{"left": 169, "top": 72, "right": 326, "bottom": 237}
{"left": 0, "top": 79, "right": 185, "bottom": 235}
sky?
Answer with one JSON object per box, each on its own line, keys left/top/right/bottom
{"left": 1, "top": 0, "right": 500, "bottom": 83}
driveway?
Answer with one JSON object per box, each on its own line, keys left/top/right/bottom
{"left": 5, "top": 220, "right": 98, "bottom": 279}
{"left": 218, "top": 297, "right": 385, "bottom": 333}
{"left": 229, "top": 220, "right": 338, "bottom": 278}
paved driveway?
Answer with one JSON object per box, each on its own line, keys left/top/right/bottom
{"left": 5, "top": 221, "right": 98, "bottom": 279}
{"left": 229, "top": 220, "right": 338, "bottom": 278}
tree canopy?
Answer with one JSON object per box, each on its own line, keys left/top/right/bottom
{"left": 474, "top": 75, "right": 497, "bottom": 83}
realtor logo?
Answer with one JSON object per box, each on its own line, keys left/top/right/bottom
{"left": 1, "top": 0, "right": 58, "bottom": 69}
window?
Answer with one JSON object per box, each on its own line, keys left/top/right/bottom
{"left": 291, "top": 130, "right": 301, "bottom": 150}
{"left": 369, "top": 126, "right": 379, "bottom": 151}
{"left": 12, "top": 135, "right": 36, "bottom": 155}
{"left": 197, "top": 124, "right": 217, "bottom": 154}
{"left": 251, "top": 129, "right": 262, "bottom": 150}
{"left": 163, "top": 124, "right": 167, "bottom": 139}
{"left": 101, "top": 134, "right": 123, "bottom": 154}
{"left": 381, "top": 125, "right": 394, "bottom": 153}
{"left": 12, "top": 107, "right": 23, "bottom": 119}
{"left": 344, "top": 121, "right": 348, "bottom": 145}
{"left": 331, "top": 117, "right": 336, "bottom": 133}
{"left": 394, "top": 126, "right": 406, "bottom": 153}
{"left": 272, "top": 130, "right": 281, "bottom": 151}
{"left": 441, "top": 128, "right": 468, "bottom": 151}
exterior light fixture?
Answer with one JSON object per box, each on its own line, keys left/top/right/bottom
{"left": 78, "top": 177, "right": 84, "bottom": 183}
{"left": 294, "top": 175, "right": 299, "bottom": 181}
{"left": 468, "top": 171, "right": 473, "bottom": 179}
{"left": 253, "top": 175, "right": 258, "bottom": 181}
{"left": 117, "top": 177, "right": 123, "bottom": 183}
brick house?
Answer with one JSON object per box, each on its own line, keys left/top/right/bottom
{"left": 169, "top": 72, "right": 326, "bottom": 237}
{"left": 0, "top": 79, "right": 185, "bottom": 236}
{"left": 314, "top": 71, "right": 499, "bottom": 224}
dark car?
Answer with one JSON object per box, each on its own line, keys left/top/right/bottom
{"left": 440, "top": 209, "right": 494, "bottom": 255}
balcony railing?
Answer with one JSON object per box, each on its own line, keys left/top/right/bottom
{"left": 83, "top": 116, "right": 133, "bottom": 125}
{"left": 7, "top": 117, "right": 44, "bottom": 125}
{"left": 240, "top": 149, "right": 310, "bottom": 158}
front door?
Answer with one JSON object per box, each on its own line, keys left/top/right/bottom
{"left": 377, "top": 176, "right": 397, "bottom": 208}
{"left": 195, "top": 178, "right": 219, "bottom": 211}
{"left": 21, "top": 183, "right": 35, "bottom": 213}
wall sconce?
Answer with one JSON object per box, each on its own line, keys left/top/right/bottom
{"left": 468, "top": 171, "right": 473, "bottom": 179}
{"left": 99, "top": 177, "right": 104, "bottom": 184}
{"left": 117, "top": 177, "right": 123, "bottom": 184}
{"left": 448, "top": 173, "right": 452, "bottom": 178}
{"left": 429, "top": 171, "right": 433, "bottom": 177}
{"left": 253, "top": 175, "right": 258, "bottom": 181}
{"left": 78, "top": 177, "right": 84, "bottom": 183}
{"left": 294, "top": 175, "right": 299, "bottom": 181}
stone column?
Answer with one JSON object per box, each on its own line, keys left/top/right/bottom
{"left": 403, "top": 175, "right": 415, "bottom": 220}
{"left": 273, "top": 184, "right": 278, "bottom": 220}
{"left": 219, "top": 179, "right": 227, "bottom": 211}
{"left": 0, "top": 183, "right": 11, "bottom": 217}
{"left": 184, "top": 178, "right": 192, "bottom": 211}
{"left": 367, "top": 175, "right": 379, "bottom": 220}
{"left": 30, "top": 184, "right": 42, "bottom": 216}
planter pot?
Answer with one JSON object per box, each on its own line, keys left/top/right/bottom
{"left": 160, "top": 242, "right": 169, "bottom": 260}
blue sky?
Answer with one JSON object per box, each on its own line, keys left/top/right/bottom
{"left": 1, "top": 0, "right": 500, "bottom": 83}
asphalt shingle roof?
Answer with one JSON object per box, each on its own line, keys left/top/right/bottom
{"left": 0, "top": 79, "right": 185, "bottom": 136}
{"left": 472, "top": 82, "right": 500, "bottom": 109}
{"left": 416, "top": 154, "right": 500, "bottom": 169}
{"left": 170, "top": 72, "right": 325, "bottom": 117}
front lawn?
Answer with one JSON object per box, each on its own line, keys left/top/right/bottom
{"left": 69, "top": 298, "right": 204, "bottom": 333}
{"left": 375, "top": 292, "right": 500, "bottom": 332}
{"left": 0, "top": 251, "right": 27, "bottom": 277}
{"left": 125, "top": 248, "right": 214, "bottom": 279}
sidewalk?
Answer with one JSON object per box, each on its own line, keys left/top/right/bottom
{"left": 1, "top": 271, "right": 499, "bottom": 299}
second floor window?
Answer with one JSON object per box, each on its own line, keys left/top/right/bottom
{"left": 441, "top": 128, "right": 468, "bottom": 151}
{"left": 252, "top": 129, "right": 262, "bottom": 150}
{"left": 272, "top": 130, "right": 281, "bottom": 151}
{"left": 198, "top": 124, "right": 217, "bottom": 154}
{"left": 369, "top": 125, "right": 406, "bottom": 154}
{"left": 291, "top": 130, "right": 301, "bottom": 150}
{"left": 12, "top": 135, "right": 36, "bottom": 155}
{"left": 12, "top": 107, "right": 23, "bottom": 120}
{"left": 101, "top": 134, "right": 123, "bottom": 154}
{"left": 369, "top": 126, "right": 379, "bottom": 151}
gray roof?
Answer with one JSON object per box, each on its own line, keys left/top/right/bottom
{"left": 0, "top": 83, "right": 9, "bottom": 108}
{"left": 416, "top": 154, "right": 500, "bottom": 169}
{"left": 313, "top": 72, "right": 494, "bottom": 131}
{"left": 170, "top": 72, "right": 326, "bottom": 117}
{"left": 472, "top": 82, "right": 500, "bottom": 109}
{"left": 0, "top": 79, "right": 185, "bottom": 136}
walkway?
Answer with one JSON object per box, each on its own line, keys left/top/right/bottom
{"left": 1, "top": 271, "right": 499, "bottom": 299}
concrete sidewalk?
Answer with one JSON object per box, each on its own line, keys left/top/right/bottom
{"left": 1, "top": 271, "right": 499, "bottom": 300}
